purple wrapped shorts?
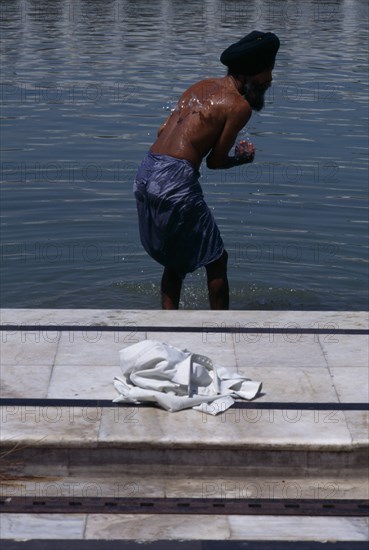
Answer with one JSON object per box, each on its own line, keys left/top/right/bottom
{"left": 134, "top": 152, "right": 224, "bottom": 278}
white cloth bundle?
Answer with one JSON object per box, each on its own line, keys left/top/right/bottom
{"left": 113, "top": 340, "right": 261, "bottom": 415}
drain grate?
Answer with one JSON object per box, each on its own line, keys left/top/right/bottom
{"left": 1, "top": 497, "right": 368, "bottom": 516}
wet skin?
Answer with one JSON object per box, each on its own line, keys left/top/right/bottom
{"left": 150, "top": 70, "right": 273, "bottom": 170}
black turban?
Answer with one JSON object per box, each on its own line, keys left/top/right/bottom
{"left": 220, "top": 31, "right": 280, "bottom": 75}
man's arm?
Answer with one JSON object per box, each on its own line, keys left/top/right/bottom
{"left": 206, "top": 104, "right": 252, "bottom": 169}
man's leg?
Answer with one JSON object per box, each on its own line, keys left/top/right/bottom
{"left": 161, "top": 267, "right": 183, "bottom": 309}
{"left": 205, "top": 250, "right": 229, "bottom": 310}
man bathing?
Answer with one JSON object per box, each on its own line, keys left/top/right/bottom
{"left": 134, "top": 31, "right": 280, "bottom": 309}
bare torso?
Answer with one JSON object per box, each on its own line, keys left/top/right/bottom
{"left": 150, "top": 76, "right": 252, "bottom": 170}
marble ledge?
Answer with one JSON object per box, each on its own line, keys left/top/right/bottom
{"left": 1, "top": 473, "right": 368, "bottom": 500}
{"left": 1, "top": 308, "right": 368, "bottom": 330}
{"left": 1, "top": 405, "right": 365, "bottom": 452}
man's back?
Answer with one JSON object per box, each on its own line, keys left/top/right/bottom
{"left": 150, "top": 75, "right": 251, "bottom": 170}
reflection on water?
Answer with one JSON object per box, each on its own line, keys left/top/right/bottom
{"left": 1, "top": 0, "right": 368, "bottom": 310}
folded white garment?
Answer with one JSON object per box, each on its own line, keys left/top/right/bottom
{"left": 113, "top": 340, "right": 261, "bottom": 415}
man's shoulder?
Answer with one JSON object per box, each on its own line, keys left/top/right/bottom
{"left": 193, "top": 76, "right": 224, "bottom": 86}
{"left": 187, "top": 77, "right": 226, "bottom": 94}
{"left": 188, "top": 77, "right": 248, "bottom": 106}
{"left": 224, "top": 92, "right": 252, "bottom": 120}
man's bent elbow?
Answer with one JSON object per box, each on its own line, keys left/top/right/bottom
{"left": 206, "top": 157, "right": 228, "bottom": 170}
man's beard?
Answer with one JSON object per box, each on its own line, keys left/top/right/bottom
{"left": 243, "top": 81, "right": 269, "bottom": 111}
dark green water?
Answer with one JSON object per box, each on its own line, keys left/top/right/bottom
{"left": 1, "top": 0, "right": 368, "bottom": 310}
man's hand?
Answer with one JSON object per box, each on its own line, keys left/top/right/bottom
{"left": 207, "top": 139, "right": 255, "bottom": 169}
{"left": 235, "top": 140, "right": 255, "bottom": 164}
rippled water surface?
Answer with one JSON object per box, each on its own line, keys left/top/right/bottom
{"left": 1, "top": 0, "right": 368, "bottom": 309}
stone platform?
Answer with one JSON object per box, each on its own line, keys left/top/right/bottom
{"left": 0, "top": 309, "right": 368, "bottom": 542}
